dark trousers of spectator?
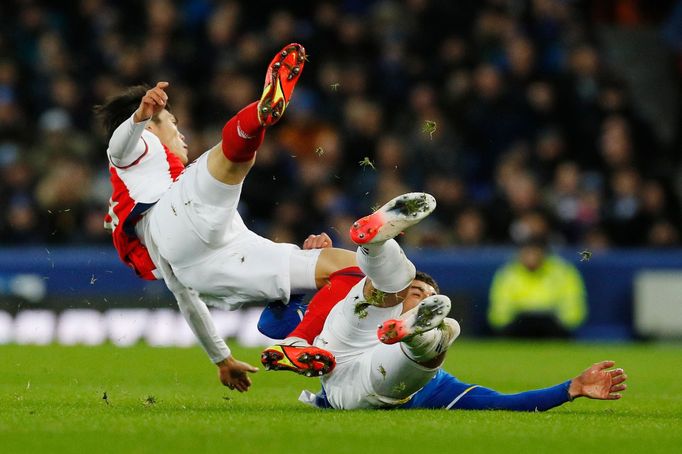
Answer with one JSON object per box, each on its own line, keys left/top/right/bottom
{"left": 500, "top": 313, "right": 572, "bottom": 339}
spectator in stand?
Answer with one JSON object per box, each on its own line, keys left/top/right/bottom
{"left": 452, "top": 206, "right": 488, "bottom": 246}
{"left": 488, "top": 235, "right": 587, "bottom": 338}
{"left": 546, "top": 161, "right": 583, "bottom": 242}
{"left": 605, "top": 167, "right": 645, "bottom": 246}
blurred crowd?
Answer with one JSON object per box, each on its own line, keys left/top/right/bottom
{"left": 1, "top": 0, "right": 681, "bottom": 250}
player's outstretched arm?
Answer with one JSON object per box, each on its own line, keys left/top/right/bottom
{"left": 160, "top": 258, "right": 258, "bottom": 390}
{"left": 407, "top": 362, "right": 627, "bottom": 411}
{"left": 216, "top": 356, "right": 259, "bottom": 392}
{"left": 568, "top": 360, "right": 628, "bottom": 400}
{"left": 175, "top": 289, "right": 259, "bottom": 391}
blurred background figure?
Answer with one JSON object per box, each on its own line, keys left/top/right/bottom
{"left": 488, "top": 236, "right": 587, "bottom": 338}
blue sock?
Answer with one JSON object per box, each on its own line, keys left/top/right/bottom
{"left": 257, "top": 294, "right": 307, "bottom": 340}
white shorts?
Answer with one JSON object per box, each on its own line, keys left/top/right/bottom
{"left": 316, "top": 278, "right": 437, "bottom": 409}
{"left": 320, "top": 344, "right": 436, "bottom": 410}
{"left": 137, "top": 152, "right": 321, "bottom": 310}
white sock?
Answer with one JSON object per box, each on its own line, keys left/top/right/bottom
{"left": 402, "top": 319, "right": 460, "bottom": 362}
{"left": 359, "top": 241, "right": 384, "bottom": 256}
{"left": 356, "top": 239, "right": 415, "bottom": 293}
{"left": 401, "top": 330, "right": 441, "bottom": 362}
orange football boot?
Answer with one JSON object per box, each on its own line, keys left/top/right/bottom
{"left": 261, "top": 344, "right": 336, "bottom": 377}
{"left": 257, "top": 43, "right": 306, "bottom": 127}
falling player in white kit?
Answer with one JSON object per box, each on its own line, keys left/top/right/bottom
{"left": 97, "top": 43, "right": 355, "bottom": 391}
{"left": 261, "top": 197, "right": 628, "bottom": 409}
{"left": 307, "top": 192, "right": 461, "bottom": 409}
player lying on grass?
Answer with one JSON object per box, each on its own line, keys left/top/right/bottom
{"left": 96, "top": 43, "right": 354, "bottom": 391}
{"left": 261, "top": 193, "right": 628, "bottom": 410}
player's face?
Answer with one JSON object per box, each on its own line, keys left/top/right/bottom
{"left": 401, "top": 279, "right": 437, "bottom": 313}
{"left": 148, "top": 109, "right": 189, "bottom": 164}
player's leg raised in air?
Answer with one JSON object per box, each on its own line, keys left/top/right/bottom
{"left": 354, "top": 192, "right": 460, "bottom": 406}
{"left": 142, "top": 43, "right": 354, "bottom": 307}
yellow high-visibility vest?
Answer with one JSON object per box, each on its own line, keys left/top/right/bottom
{"left": 488, "top": 256, "right": 587, "bottom": 330}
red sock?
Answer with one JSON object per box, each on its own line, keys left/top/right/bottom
{"left": 221, "top": 101, "right": 265, "bottom": 162}
{"left": 288, "top": 267, "right": 365, "bottom": 344}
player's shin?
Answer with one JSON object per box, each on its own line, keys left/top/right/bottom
{"left": 221, "top": 102, "right": 265, "bottom": 163}
{"left": 356, "top": 239, "right": 415, "bottom": 294}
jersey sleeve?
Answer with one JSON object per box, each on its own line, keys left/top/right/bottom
{"left": 175, "top": 288, "right": 231, "bottom": 363}
{"left": 107, "top": 113, "right": 150, "bottom": 168}
{"left": 155, "top": 254, "right": 231, "bottom": 363}
{"left": 403, "top": 370, "right": 572, "bottom": 412}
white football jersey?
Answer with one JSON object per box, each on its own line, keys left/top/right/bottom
{"left": 315, "top": 278, "right": 402, "bottom": 363}
{"left": 104, "top": 114, "right": 184, "bottom": 279}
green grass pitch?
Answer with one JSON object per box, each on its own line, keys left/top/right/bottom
{"left": 1, "top": 341, "right": 681, "bottom": 453}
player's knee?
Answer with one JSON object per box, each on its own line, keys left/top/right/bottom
{"left": 314, "top": 249, "right": 356, "bottom": 288}
{"left": 318, "top": 248, "right": 357, "bottom": 274}
{"left": 257, "top": 302, "right": 288, "bottom": 340}
{"left": 257, "top": 297, "right": 306, "bottom": 340}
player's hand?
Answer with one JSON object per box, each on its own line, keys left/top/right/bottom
{"left": 302, "top": 233, "right": 333, "bottom": 250}
{"left": 216, "top": 356, "right": 259, "bottom": 392}
{"left": 134, "top": 81, "right": 169, "bottom": 122}
{"left": 568, "top": 360, "right": 627, "bottom": 400}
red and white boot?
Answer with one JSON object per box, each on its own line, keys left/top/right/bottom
{"left": 377, "top": 295, "right": 452, "bottom": 345}
{"left": 350, "top": 192, "right": 437, "bottom": 245}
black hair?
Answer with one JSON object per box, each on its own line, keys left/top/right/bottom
{"left": 93, "top": 84, "right": 170, "bottom": 138}
{"left": 415, "top": 270, "right": 439, "bottom": 294}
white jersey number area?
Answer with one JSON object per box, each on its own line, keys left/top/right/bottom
{"left": 104, "top": 199, "right": 120, "bottom": 232}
